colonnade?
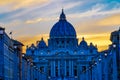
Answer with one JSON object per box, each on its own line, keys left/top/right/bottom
{"left": 50, "top": 60, "right": 75, "bottom": 78}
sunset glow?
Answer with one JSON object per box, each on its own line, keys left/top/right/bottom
{"left": 0, "top": 0, "right": 119, "bottom": 53}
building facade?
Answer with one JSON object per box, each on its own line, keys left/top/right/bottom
{"left": 0, "top": 27, "right": 43, "bottom": 80}
{"left": 0, "top": 27, "right": 15, "bottom": 80}
{"left": 26, "top": 9, "right": 119, "bottom": 80}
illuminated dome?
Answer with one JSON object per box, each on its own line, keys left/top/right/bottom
{"left": 50, "top": 9, "right": 76, "bottom": 38}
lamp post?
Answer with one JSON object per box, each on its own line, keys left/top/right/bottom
{"left": 112, "top": 44, "right": 118, "bottom": 80}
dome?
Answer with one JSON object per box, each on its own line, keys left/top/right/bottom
{"left": 89, "top": 43, "right": 97, "bottom": 50}
{"left": 30, "top": 44, "right": 36, "bottom": 50}
{"left": 79, "top": 37, "right": 88, "bottom": 49}
{"left": 50, "top": 9, "right": 76, "bottom": 38}
{"left": 37, "top": 38, "right": 47, "bottom": 48}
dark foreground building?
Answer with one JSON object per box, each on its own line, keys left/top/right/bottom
{"left": 0, "top": 27, "right": 43, "bottom": 80}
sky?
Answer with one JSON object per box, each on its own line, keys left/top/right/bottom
{"left": 0, "top": 0, "right": 120, "bottom": 53}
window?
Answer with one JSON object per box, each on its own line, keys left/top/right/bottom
{"left": 48, "top": 68, "right": 51, "bottom": 77}
{"left": 90, "top": 50, "right": 93, "bottom": 53}
{"left": 62, "top": 41, "right": 64, "bottom": 44}
{"left": 56, "top": 41, "right": 59, "bottom": 44}
{"left": 117, "top": 36, "right": 119, "bottom": 40}
{"left": 67, "top": 40, "right": 69, "bottom": 44}
{"left": 40, "top": 66, "right": 44, "bottom": 72}
{"left": 74, "top": 66, "right": 77, "bottom": 76}
{"left": 31, "top": 50, "right": 34, "bottom": 54}
{"left": 56, "top": 66, "right": 58, "bottom": 77}
{"left": 82, "top": 66, "right": 86, "bottom": 72}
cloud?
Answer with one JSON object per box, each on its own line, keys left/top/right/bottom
{"left": 97, "top": 14, "right": 120, "bottom": 26}
{"left": 63, "top": 1, "right": 82, "bottom": 10}
{"left": 26, "top": 18, "right": 44, "bottom": 24}
{"left": 75, "top": 13, "right": 120, "bottom": 35}
{"left": 0, "top": 0, "right": 50, "bottom": 20}
{"left": 0, "top": 0, "right": 13, "bottom": 5}
{"left": 0, "top": 0, "right": 82, "bottom": 24}
{"left": 0, "top": 0, "right": 49, "bottom": 9}
{"left": 21, "top": 1, "right": 82, "bottom": 24}
{"left": 25, "top": 17, "right": 58, "bottom": 24}
{"left": 68, "top": 3, "right": 120, "bottom": 19}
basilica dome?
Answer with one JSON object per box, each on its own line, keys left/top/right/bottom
{"left": 50, "top": 9, "right": 76, "bottom": 38}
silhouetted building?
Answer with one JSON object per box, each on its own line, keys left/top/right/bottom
{"left": 0, "top": 27, "right": 42, "bottom": 80}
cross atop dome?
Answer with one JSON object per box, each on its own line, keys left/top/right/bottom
{"left": 41, "top": 37, "right": 43, "bottom": 41}
{"left": 59, "top": 8, "right": 66, "bottom": 20}
{"left": 82, "top": 37, "right": 85, "bottom": 41}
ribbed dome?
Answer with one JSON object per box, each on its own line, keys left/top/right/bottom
{"left": 50, "top": 9, "right": 76, "bottom": 38}
{"left": 37, "top": 38, "right": 47, "bottom": 48}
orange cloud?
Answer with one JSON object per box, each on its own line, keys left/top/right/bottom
{"left": 0, "top": 0, "right": 13, "bottom": 5}
{"left": 75, "top": 13, "right": 120, "bottom": 34}
{"left": 97, "top": 14, "right": 120, "bottom": 26}
{"left": 0, "top": 0, "right": 49, "bottom": 9}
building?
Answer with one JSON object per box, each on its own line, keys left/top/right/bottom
{"left": 26, "top": 9, "right": 119, "bottom": 80}
{"left": 0, "top": 27, "right": 42, "bottom": 80}
{"left": 0, "top": 27, "right": 15, "bottom": 80}
{"left": 0, "top": 9, "right": 119, "bottom": 80}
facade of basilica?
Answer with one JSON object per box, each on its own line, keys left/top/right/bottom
{"left": 26, "top": 9, "right": 120, "bottom": 80}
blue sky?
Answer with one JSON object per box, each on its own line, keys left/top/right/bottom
{"left": 0, "top": 0, "right": 120, "bottom": 52}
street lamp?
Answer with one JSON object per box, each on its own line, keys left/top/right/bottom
{"left": 22, "top": 54, "right": 25, "bottom": 57}
{"left": 95, "top": 62, "right": 97, "bottom": 65}
{"left": 27, "top": 59, "right": 29, "bottom": 62}
{"left": 104, "top": 53, "right": 107, "bottom": 56}
{"left": 98, "top": 58, "right": 101, "bottom": 61}
{"left": 113, "top": 44, "right": 116, "bottom": 48}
